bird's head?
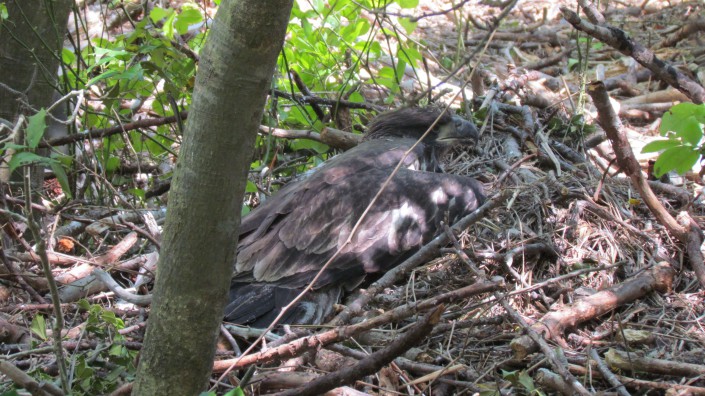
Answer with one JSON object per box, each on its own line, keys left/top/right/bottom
{"left": 362, "top": 107, "right": 479, "bottom": 146}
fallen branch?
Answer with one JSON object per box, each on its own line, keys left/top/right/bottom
{"left": 93, "top": 269, "right": 152, "bottom": 306}
{"left": 212, "top": 280, "right": 499, "bottom": 372}
{"left": 569, "top": 363, "right": 705, "bottom": 395}
{"left": 510, "top": 262, "right": 675, "bottom": 358}
{"left": 605, "top": 348, "right": 705, "bottom": 377}
{"left": 562, "top": 7, "right": 705, "bottom": 104}
{"left": 275, "top": 306, "right": 444, "bottom": 396}
{"left": 587, "top": 81, "right": 705, "bottom": 288}
{"left": 0, "top": 360, "right": 64, "bottom": 396}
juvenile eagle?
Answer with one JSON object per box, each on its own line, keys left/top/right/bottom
{"left": 225, "top": 107, "right": 485, "bottom": 327}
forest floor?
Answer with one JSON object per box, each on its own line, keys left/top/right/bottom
{"left": 2, "top": 0, "right": 705, "bottom": 395}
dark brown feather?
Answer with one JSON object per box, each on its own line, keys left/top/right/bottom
{"left": 226, "top": 107, "right": 484, "bottom": 327}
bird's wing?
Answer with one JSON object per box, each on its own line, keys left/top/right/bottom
{"left": 235, "top": 164, "right": 484, "bottom": 290}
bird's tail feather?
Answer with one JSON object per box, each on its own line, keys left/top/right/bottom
{"left": 225, "top": 283, "right": 341, "bottom": 327}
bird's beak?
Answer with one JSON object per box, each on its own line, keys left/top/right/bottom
{"left": 437, "top": 115, "right": 480, "bottom": 143}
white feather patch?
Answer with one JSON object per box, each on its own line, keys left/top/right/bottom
{"left": 430, "top": 187, "right": 447, "bottom": 204}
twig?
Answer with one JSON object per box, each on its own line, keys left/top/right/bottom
{"left": 274, "top": 306, "right": 444, "bottom": 396}
{"left": 93, "top": 269, "right": 152, "bottom": 306}
{"left": 589, "top": 348, "right": 631, "bottom": 396}
{"left": 443, "top": 225, "right": 593, "bottom": 396}
{"left": 213, "top": 280, "right": 499, "bottom": 372}
{"left": 587, "top": 82, "right": 705, "bottom": 288}
{"left": 0, "top": 360, "right": 64, "bottom": 396}
{"left": 562, "top": 7, "right": 705, "bottom": 104}
{"left": 22, "top": 171, "right": 69, "bottom": 393}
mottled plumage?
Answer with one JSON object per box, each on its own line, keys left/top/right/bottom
{"left": 225, "top": 107, "right": 485, "bottom": 327}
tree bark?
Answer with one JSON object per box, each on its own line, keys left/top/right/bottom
{"left": 0, "top": 0, "right": 72, "bottom": 122}
{"left": 0, "top": 0, "right": 72, "bottom": 188}
{"left": 132, "top": 1, "right": 293, "bottom": 395}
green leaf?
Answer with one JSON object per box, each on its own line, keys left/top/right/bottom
{"left": 517, "top": 371, "right": 535, "bottom": 391}
{"left": 105, "top": 156, "right": 121, "bottom": 173}
{"left": 62, "top": 48, "right": 76, "bottom": 65}
{"left": 26, "top": 109, "right": 47, "bottom": 149}
{"left": 398, "top": 18, "right": 417, "bottom": 34}
{"left": 175, "top": 7, "right": 203, "bottom": 35}
{"left": 653, "top": 145, "right": 701, "bottom": 176}
{"left": 661, "top": 103, "right": 705, "bottom": 145}
{"left": 149, "top": 6, "right": 172, "bottom": 23}
{"left": 2, "top": 143, "right": 29, "bottom": 151}
{"left": 78, "top": 299, "right": 91, "bottom": 311}
{"left": 241, "top": 205, "right": 251, "bottom": 217}
{"left": 223, "top": 388, "right": 245, "bottom": 396}
{"left": 245, "top": 180, "right": 258, "bottom": 193}
{"left": 397, "top": 0, "right": 419, "bottom": 8}
{"left": 128, "top": 188, "right": 146, "bottom": 200}
{"left": 101, "top": 310, "right": 125, "bottom": 329}
{"left": 50, "top": 162, "right": 73, "bottom": 199}
{"left": 641, "top": 139, "right": 681, "bottom": 153}
{"left": 662, "top": 103, "right": 705, "bottom": 126}
{"left": 109, "top": 344, "right": 128, "bottom": 358}
{"left": 290, "top": 139, "right": 329, "bottom": 154}
{"left": 162, "top": 11, "right": 177, "bottom": 39}
{"left": 86, "top": 70, "right": 120, "bottom": 87}
{"left": 30, "top": 315, "right": 47, "bottom": 341}
{"left": 8, "top": 152, "right": 45, "bottom": 172}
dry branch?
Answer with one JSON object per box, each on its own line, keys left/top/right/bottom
{"left": 569, "top": 363, "right": 705, "bottom": 395}
{"left": 275, "top": 306, "right": 443, "bottom": 396}
{"left": 0, "top": 360, "right": 64, "bottom": 396}
{"left": 605, "top": 348, "right": 705, "bottom": 378}
{"left": 588, "top": 81, "right": 705, "bottom": 288}
{"left": 562, "top": 7, "right": 705, "bottom": 104}
{"left": 510, "top": 262, "right": 675, "bottom": 358}
{"left": 213, "top": 280, "right": 499, "bottom": 373}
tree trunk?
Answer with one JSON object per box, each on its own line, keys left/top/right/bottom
{"left": 132, "top": 1, "right": 293, "bottom": 394}
{"left": 0, "top": 0, "right": 72, "bottom": 187}
{"left": 0, "top": 0, "right": 72, "bottom": 121}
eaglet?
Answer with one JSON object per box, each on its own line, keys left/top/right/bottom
{"left": 225, "top": 107, "right": 485, "bottom": 327}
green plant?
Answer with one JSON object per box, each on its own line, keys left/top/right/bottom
{"left": 25, "top": 301, "right": 138, "bottom": 395}
{"left": 1, "top": 109, "right": 73, "bottom": 197}
{"left": 641, "top": 102, "right": 705, "bottom": 176}
{"left": 500, "top": 369, "right": 545, "bottom": 396}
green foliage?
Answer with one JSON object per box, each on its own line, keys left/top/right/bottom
{"left": 0, "top": 110, "right": 73, "bottom": 198}
{"left": 200, "top": 389, "right": 245, "bottom": 396}
{"left": 30, "top": 314, "right": 47, "bottom": 341}
{"left": 642, "top": 103, "right": 705, "bottom": 176}
{"left": 62, "top": 300, "right": 137, "bottom": 395}
{"left": 500, "top": 369, "right": 545, "bottom": 396}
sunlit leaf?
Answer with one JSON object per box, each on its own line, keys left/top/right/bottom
{"left": 641, "top": 139, "right": 681, "bottom": 153}
{"left": 30, "top": 315, "right": 47, "bottom": 341}
{"left": 175, "top": 7, "right": 203, "bottom": 35}
{"left": 653, "top": 145, "right": 701, "bottom": 176}
{"left": 149, "top": 6, "right": 172, "bottom": 23}
{"left": 26, "top": 109, "right": 47, "bottom": 149}
{"left": 397, "top": 0, "right": 419, "bottom": 8}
